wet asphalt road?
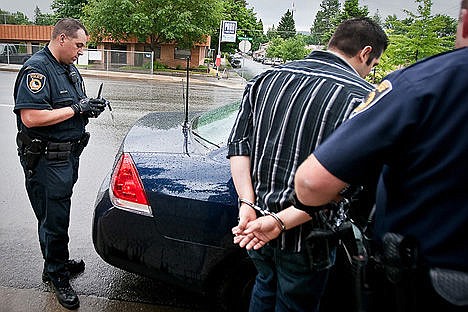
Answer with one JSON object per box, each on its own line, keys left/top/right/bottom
{"left": 0, "top": 68, "right": 249, "bottom": 311}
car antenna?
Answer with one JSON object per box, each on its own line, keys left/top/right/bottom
{"left": 183, "top": 57, "right": 190, "bottom": 128}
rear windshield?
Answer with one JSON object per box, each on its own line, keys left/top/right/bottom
{"left": 192, "top": 102, "right": 240, "bottom": 146}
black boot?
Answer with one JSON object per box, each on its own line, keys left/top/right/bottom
{"left": 42, "top": 259, "right": 85, "bottom": 282}
{"left": 65, "top": 259, "right": 85, "bottom": 274}
{"left": 44, "top": 273, "right": 80, "bottom": 310}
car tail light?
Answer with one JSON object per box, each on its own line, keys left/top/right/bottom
{"left": 109, "top": 153, "right": 152, "bottom": 216}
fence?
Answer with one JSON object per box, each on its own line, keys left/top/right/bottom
{"left": 0, "top": 43, "right": 156, "bottom": 75}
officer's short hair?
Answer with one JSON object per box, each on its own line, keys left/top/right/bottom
{"left": 52, "top": 18, "right": 88, "bottom": 39}
{"left": 328, "top": 17, "right": 389, "bottom": 65}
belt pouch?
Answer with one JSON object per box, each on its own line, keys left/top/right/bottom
{"left": 45, "top": 142, "right": 72, "bottom": 160}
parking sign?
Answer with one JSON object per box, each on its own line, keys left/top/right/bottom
{"left": 221, "top": 20, "right": 237, "bottom": 43}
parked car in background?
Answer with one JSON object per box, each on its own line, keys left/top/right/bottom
{"left": 92, "top": 102, "right": 255, "bottom": 312}
{"left": 262, "top": 57, "right": 274, "bottom": 65}
{"left": 271, "top": 57, "right": 284, "bottom": 66}
{"left": 228, "top": 53, "right": 243, "bottom": 68}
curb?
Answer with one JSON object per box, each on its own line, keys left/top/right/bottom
{"left": 0, "top": 64, "right": 246, "bottom": 90}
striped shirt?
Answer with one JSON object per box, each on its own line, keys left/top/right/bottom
{"left": 227, "top": 50, "right": 375, "bottom": 251}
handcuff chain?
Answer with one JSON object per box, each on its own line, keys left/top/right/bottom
{"left": 238, "top": 198, "right": 286, "bottom": 232}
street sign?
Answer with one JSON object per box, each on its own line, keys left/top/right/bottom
{"left": 215, "top": 55, "right": 221, "bottom": 67}
{"left": 221, "top": 20, "right": 237, "bottom": 43}
{"left": 238, "top": 36, "right": 253, "bottom": 41}
{"left": 239, "top": 40, "right": 252, "bottom": 53}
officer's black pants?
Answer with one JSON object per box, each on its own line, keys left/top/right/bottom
{"left": 20, "top": 153, "right": 79, "bottom": 276}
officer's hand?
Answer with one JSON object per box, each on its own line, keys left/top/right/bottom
{"left": 71, "top": 98, "right": 107, "bottom": 118}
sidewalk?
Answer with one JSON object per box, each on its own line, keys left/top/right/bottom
{"left": 0, "top": 286, "right": 196, "bottom": 312}
{"left": 0, "top": 63, "right": 246, "bottom": 90}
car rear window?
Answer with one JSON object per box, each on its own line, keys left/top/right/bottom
{"left": 192, "top": 102, "right": 240, "bottom": 145}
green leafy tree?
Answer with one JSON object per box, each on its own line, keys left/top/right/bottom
{"left": 253, "top": 19, "right": 268, "bottom": 50}
{"left": 280, "top": 35, "right": 311, "bottom": 61}
{"left": 310, "top": 0, "right": 340, "bottom": 45}
{"left": 266, "top": 35, "right": 310, "bottom": 61}
{"left": 276, "top": 9, "right": 296, "bottom": 39}
{"left": 83, "top": 0, "right": 222, "bottom": 50}
{"left": 372, "top": 9, "right": 383, "bottom": 26}
{"left": 378, "top": 0, "right": 456, "bottom": 79}
{"left": 311, "top": 0, "right": 368, "bottom": 46}
{"left": 265, "top": 36, "right": 283, "bottom": 58}
{"left": 34, "top": 6, "right": 57, "bottom": 25}
{"left": 339, "top": 0, "right": 369, "bottom": 21}
{"left": 266, "top": 25, "right": 279, "bottom": 40}
{"left": 52, "top": 0, "right": 88, "bottom": 19}
{"left": 0, "top": 10, "right": 30, "bottom": 24}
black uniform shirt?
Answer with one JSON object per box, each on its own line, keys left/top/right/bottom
{"left": 314, "top": 48, "right": 468, "bottom": 271}
{"left": 13, "top": 46, "right": 88, "bottom": 142}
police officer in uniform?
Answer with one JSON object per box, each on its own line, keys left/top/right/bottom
{"left": 13, "top": 18, "right": 108, "bottom": 310}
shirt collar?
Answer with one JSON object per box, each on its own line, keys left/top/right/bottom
{"left": 308, "top": 50, "right": 360, "bottom": 77}
{"left": 44, "top": 45, "right": 68, "bottom": 74}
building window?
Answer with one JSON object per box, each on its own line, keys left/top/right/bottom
{"left": 110, "top": 44, "right": 127, "bottom": 64}
{"left": 174, "top": 47, "right": 191, "bottom": 59}
{"left": 145, "top": 45, "right": 161, "bottom": 59}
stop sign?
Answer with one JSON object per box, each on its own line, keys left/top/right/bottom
{"left": 239, "top": 40, "right": 252, "bottom": 53}
{"left": 215, "top": 55, "right": 221, "bottom": 67}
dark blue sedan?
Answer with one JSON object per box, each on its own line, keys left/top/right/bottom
{"left": 92, "top": 103, "right": 255, "bottom": 311}
{"left": 93, "top": 101, "right": 368, "bottom": 311}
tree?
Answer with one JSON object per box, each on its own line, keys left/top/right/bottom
{"left": 280, "top": 35, "right": 311, "bottom": 61}
{"left": 266, "top": 25, "right": 279, "bottom": 40}
{"left": 82, "top": 0, "right": 222, "bottom": 51}
{"left": 253, "top": 19, "right": 268, "bottom": 50}
{"left": 310, "top": 0, "right": 340, "bottom": 45}
{"left": 265, "top": 36, "right": 283, "bottom": 58}
{"left": 378, "top": 0, "right": 456, "bottom": 79}
{"left": 276, "top": 9, "right": 296, "bottom": 39}
{"left": 51, "top": 0, "right": 88, "bottom": 19}
{"left": 372, "top": 9, "right": 383, "bottom": 26}
{"left": 34, "top": 6, "right": 56, "bottom": 25}
{"left": 339, "top": 0, "right": 369, "bottom": 22}
{"left": 0, "top": 10, "right": 30, "bottom": 24}
{"left": 266, "top": 35, "right": 311, "bottom": 61}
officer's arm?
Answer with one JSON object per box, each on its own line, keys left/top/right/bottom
{"left": 294, "top": 154, "right": 347, "bottom": 206}
{"left": 20, "top": 107, "right": 75, "bottom": 128}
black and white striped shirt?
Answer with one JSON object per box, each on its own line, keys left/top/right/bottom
{"left": 227, "top": 50, "right": 375, "bottom": 250}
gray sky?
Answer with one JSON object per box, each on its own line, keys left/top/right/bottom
{"left": 0, "top": 0, "right": 461, "bottom": 31}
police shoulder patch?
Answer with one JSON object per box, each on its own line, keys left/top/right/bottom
{"left": 26, "top": 72, "right": 46, "bottom": 93}
{"left": 350, "top": 80, "right": 392, "bottom": 118}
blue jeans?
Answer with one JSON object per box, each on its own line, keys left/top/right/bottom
{"left": 248, "top": 244, "right": 331, "bottom": 312}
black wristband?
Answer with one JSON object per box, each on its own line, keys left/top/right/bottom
{"left": 70, "top": 103, "right": 80, "bottom": 115}
{"left": 289, "top": 191, "right": 328, "bottom": 216}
